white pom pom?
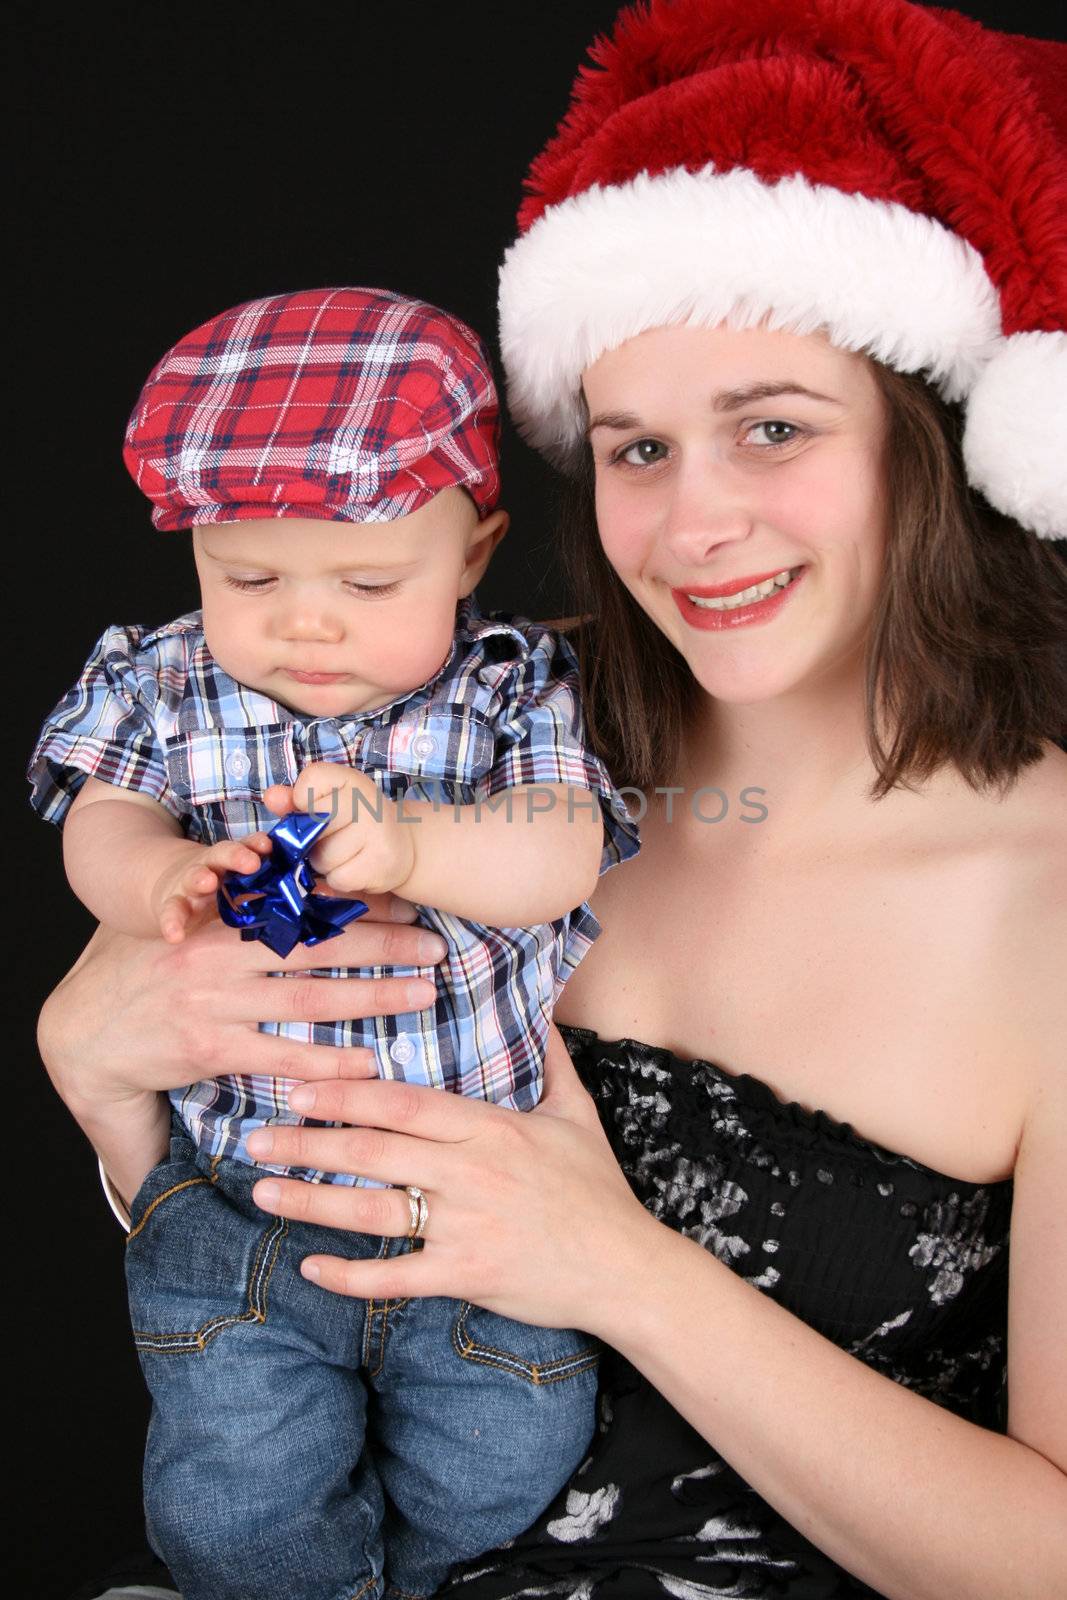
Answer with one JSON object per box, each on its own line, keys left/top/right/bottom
{"left": 963, "top": 332, "right": 1067, "bottom": 540}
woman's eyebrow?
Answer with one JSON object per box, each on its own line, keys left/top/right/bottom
{"left": 712, "top": 381, "right": 838, "bottom": 411}
{"left": 587, "top": 384, "right": 840, "bottom": 437}
{"left": 586, "top": 411, "right": 641, "bottom": 437}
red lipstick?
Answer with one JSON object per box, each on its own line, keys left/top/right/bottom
{"left": 680, "top": 569, "right": 793, "bottom": 598}
{"left": 671, "top": 567, "right": 804, "bottom": 631}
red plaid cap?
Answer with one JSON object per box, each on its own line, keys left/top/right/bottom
{"left": 123, "top": 288, "right": 501, "bottom": 530}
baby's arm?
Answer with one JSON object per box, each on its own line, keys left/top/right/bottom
{"left": 63, "top": 777, "right": 271, "bottom": 942}
{"left": 392, "top": 782, "right": 603, "bottom": 924}
{"left": 267, "top": 767, "right": 603, "bottom": 926}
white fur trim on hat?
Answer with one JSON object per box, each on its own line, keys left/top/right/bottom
{"left": 962, "top": 331, "right": 1067, "bottom": 541}
{"left": 500, "top": 162, "right": 1001, "bottom": 445}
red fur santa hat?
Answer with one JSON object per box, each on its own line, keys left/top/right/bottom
{"left": 498, "top": 0, "right": 1067, "bottom": 538}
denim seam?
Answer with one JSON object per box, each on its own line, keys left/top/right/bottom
{"left": 363, "top": 1299, "right": 384, "bottom": 1376}
{"left": 347, "top": 1576, "right": 380, "bottom": 1600}
{"left": 126, "top": 1175, "right": 213, "bottom": 1242}
{"left": 451, "top": 1303, "right": 600, "bottom": 1385}
{"left": 126, "top": 1150, "right": 224, "bottom": 1243}
{"left": 131, "top": 1214, "right": 289, "bottom": 1353}
{"left": 363, "top": 1296, "right": 411, "bottom": 1378}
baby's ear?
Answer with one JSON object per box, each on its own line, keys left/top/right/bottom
{"left": 460, "top": 508, "right": 509, "bottom": 591}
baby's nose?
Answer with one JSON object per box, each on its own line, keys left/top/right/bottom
{"left": 277, "top": 604, "right": 345, "bottom": 643}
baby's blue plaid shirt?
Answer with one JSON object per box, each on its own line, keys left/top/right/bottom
{"left": 28, "top": 596, "right": 640, "bottom": 1184}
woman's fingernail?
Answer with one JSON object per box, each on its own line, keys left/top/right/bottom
{"left": 390, "top": 898, "right": 417, "bottom": 921}
{"left": 301, "top": 1260, "right": 322, "bottom": 1283}
{"left": 246, "top": 1130, "right": 273, "bottom": 1157}
{"left": 417, "top": 934, "right": 447, "bottom": 961}
{"left": 406, "top": 980, "right": 435, "bottom": 1006}
{"left": 288, "top": 1085, "right": 315, "bottom": 1112}
{"left": 255, "top": 1181, "right": 282, "bottom": 1208}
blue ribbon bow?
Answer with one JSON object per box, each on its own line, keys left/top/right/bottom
{"left": 217, "top": 811, "right": 368, "bottom": 958}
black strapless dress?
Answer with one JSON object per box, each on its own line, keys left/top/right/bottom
{"left": 442, "top": 1026, "right": 1012, "bottom": 1600}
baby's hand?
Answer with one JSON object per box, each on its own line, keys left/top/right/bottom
{"left": 265, "top": 763, "right": 416, "bottom": 898}
{"left": 151, "top": 834, "right": 273, "bottom": 944}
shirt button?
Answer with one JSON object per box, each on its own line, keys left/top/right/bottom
{"left": 225, "top": 750, "right": 252, "bottom": 780}
{"left": 411, "top": 733, "right": 437, "bottom": 760}
{"left": 389, "top": 1034, "right": 417, "bottom": 1066}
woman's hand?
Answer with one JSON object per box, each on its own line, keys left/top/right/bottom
{"left": 38, "top": 899, "right": 445, "bottom": 1209}
{"left": 39, "top": 897, "right": 444, "bottom": 1112}
{"left": 247, "top": 1024, "right": 661, "bottom": 1337}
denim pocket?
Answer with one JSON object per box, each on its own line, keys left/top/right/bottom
{"left": 126, "top": 1152, "right": 288, "bottom": 1357}
{"left": 451, "top": 1302, "right": 599, "bottom": 1386}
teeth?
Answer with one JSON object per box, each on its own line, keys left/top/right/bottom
{"left": 687, "top": 568, "right": 796, "bottom": 611}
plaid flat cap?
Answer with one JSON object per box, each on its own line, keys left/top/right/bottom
{"left": 123, "top": 287, "right": 501, "bottom": 530}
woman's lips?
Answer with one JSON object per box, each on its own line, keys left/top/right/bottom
{"left": 681, "top": 568, "right": 794, "bottom": 599}
{"left": 670, "top": 567, "right": 805, "bottom": 630}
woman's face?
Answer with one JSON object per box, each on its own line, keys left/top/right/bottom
{"left": 583, "top": 322, "right": 889, "bottom": 706}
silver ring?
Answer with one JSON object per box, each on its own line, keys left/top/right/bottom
{"left": 404, "top": 1185, "right": 429, "bottom": 1241}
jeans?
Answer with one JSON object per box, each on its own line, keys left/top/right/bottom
{"left": 125, "top": 1126, "right": 599, "bottom": 1600}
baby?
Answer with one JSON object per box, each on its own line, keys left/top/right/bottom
{"left": 28, "top": 287, "right": 639, "bottom": 1600}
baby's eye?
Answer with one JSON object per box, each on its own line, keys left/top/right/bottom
{"left": 223, "top": 575, "right": 274, "bottom": 592}
{"left": 744, "top": 420, "right": 802, "bottom": 448}
{"left": 616, "top": 437, "right": 669, "bottom": 467}
{"left": 344, "top": 581, "right": 401, "bottom": 597}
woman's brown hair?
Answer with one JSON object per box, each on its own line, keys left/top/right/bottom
{"left": 556, "top": 363, "right": 1067, "bottom": 798}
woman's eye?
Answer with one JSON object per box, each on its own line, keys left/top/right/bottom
{"left": 617, "top": 438, "right": 669, "bottom": 467}
{"left": 745, "top": 420, "right": 801, "bottom": 448}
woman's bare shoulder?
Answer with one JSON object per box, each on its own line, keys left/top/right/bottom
{"left": 977, "top": 746, "right": 1067, "bottom": 1093}
{"left": 922, "top": 741, "right": 1067, "bottom": 866}
{"left": 985, "top": 742, "right": 1067, "bottom": 875}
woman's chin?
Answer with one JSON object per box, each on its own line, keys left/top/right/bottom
{"left": 685, "top": 658, "right": 813, "bottom": 708}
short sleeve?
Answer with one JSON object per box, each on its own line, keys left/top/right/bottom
{"left": 485, "top": 626, "right": 640, "bottom": 874}
{"left": 27, "top": 625, "right": 175, "bottom": 827}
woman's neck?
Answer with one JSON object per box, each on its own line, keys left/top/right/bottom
{"left": 680, "top": 658, "right": 878, "bottom": 826}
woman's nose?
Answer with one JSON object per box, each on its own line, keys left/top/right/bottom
{"left": 660, "top": 461, "right": 756, "bottom": 565}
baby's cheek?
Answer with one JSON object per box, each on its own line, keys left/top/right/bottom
{"left": 374, "top": 606, "right": 455, "bottom": 689}
{"left": 199, "top": 600, "right": 257, "bottom": 679}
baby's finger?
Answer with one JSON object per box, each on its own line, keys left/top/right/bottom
{"left": 323, "top": 860, "right": 373, "bottom": 896}
{"left": 311, "top": 824, "right": 368, "bottom": 877}
{"left": 242, "top": 831, "right": 273, "bottom": 855}
{"left": 159, "top": 894, "right": 192, "bottom": 945}
{"left": 264, "top": 783, "right": 295, "bottom": 817}
{"left": 312, "top": 880, "right": 360, "bottom": 900}
{"left": 185, "top": 864, "right": 224, "bottom": 895}
{"left": 216, "top": 842, "right": 268, "bottom": 876}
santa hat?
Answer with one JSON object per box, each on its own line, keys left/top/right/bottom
{"left": 498, "top": 0, "right": 1067, "bottom": 538}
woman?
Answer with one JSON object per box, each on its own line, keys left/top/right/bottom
{"left": 41, "top": 2, "right": 1067, "bottom": 1596}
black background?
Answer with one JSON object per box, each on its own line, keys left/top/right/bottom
{"left": 10, "top": 3, "right": 1061, "bottom": 1594}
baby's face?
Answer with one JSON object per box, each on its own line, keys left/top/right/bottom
{"left": 193, "top": 488, "right": 506, "bottom": 717}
